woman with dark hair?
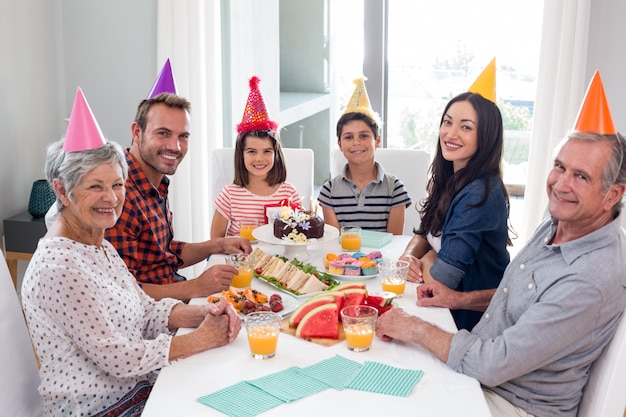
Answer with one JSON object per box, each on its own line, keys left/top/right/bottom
{"left": 400, "top": 92, "right": 512, "bottom": 331}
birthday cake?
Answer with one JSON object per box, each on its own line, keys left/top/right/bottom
{"left": 273, "top": 206, "right": 325, "bottom": 243}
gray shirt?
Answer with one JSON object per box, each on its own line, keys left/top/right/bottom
{"left": 448, "top": 215, "right": 626, "bottom": 417}
{"left": 318, "top": 162, "right": 412, "bottom": 231}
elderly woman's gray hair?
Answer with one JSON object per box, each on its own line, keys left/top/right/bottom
{"left": 45, "top": 138, "right": 128, "bottom": 210}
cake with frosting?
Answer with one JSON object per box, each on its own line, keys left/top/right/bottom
{"left": 273, "top": 206, "right": 325, "bottom": 242}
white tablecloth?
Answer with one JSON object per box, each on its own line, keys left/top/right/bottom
{"left": 141, "top": 236, "right": 491, "bottom": 417}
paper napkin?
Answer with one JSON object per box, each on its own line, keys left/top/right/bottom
{"left": 247, "top": 366, "right": 328, "bottom": 402}
{"left": 346, "top": 361, "right": 424, "bottom": 397}
{"left": 297, "top": 354, "right": 363, "bottom": 390}
{"left": 196, "top": 381, "right": 284, "bottom": 417}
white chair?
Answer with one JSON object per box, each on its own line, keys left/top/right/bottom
{"left": 577, "top": 309, "right": 626, "bottom": 417}
{"left": 0, "top": 252, "right": 43, "bottom": 416}
{"left": 211, "top": 147, "right": 314, "bottom": 206}
{"left": 330, "top": 148, "right": 431, "bottom": 235}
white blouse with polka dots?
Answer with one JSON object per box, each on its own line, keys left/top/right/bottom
{"left": 21, "top": 237, "right": 181, "bottom": 417}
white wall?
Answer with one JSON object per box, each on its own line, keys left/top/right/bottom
{"left": 586, "top": 0, "right": 626, "bottom": 228}
{"left": 0, "top": 0, "right": 156, "bottom": 250}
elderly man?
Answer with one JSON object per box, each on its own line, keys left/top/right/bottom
{"left": 377, "top": 129, "right": 626, "bottom": 417}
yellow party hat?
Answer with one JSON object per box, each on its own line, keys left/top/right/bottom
{"left": 573, "top": 71, "right": 616, "bottom": 135}
{"left": 468, "top": 58, "right": 496, "bottom": 103}
{"left": 342, "top": 77, "right": 380, "bottom": 122}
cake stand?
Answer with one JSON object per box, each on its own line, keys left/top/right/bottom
{"left": 252, "top": 224, "right": 339, "bottom": 261}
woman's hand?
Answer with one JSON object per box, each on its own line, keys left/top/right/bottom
{"left": 400, "top": 254, "right": 424, "bottom": 283}
{"left": 206, "top": 298, "right": 242, "bottom": 342}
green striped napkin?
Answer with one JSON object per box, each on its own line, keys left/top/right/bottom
{"left": 248, "top": 366, "right": 328, "bottom": 402}
{"left": 346, "top": 361, "right": 424, "bottom": 397}
{"left": 297, "top": 355, "right": 363, "bottom": 390}
{"left": 196, "top": 381, "right": 283, "bottom": 417}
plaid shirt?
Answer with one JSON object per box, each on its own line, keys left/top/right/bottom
{"left": 105, "top": 149, "right": 186, "bottom": 285}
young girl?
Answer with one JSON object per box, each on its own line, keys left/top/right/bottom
{"left": 211, "top": 77, "right": 299, "bottom": 238}
{"left": 318, "top": 78, "right": 411, "bottom": 235}
{"left": 400, "top": 91, "right": 512, "bottom": 331}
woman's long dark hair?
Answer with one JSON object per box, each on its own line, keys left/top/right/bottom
{"left": 417, "top": 92, "right": 510, "bottom": 243}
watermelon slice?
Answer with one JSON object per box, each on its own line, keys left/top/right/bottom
{"left": 288, "top": 295, "right": 335, "bottom": 328}
{"left": 365, "top": 291, "right": 396, "bottom": 316}
{"left": 333, "top": 282, "right": 366, "bottom": 292}
{"left": 295, "top": 303, "right": 339, "bottom": 339}
{"left": 311, "top": 290, "right": 346, "bottom": 312}
{"left": 341, "top": 288, "right": 367, "bottom": 308}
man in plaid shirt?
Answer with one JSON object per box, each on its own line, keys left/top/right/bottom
{"left": 105, "top": 93, "right": 251, "bottom": 301}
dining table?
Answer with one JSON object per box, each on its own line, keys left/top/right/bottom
{"left": 141, "top": 234, "right": 492, "bottom": 417}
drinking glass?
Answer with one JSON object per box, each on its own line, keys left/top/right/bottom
{"left": 239, "top": 220, "right": 259, "bottom": 241}
{"left": 245, "top": 311, "right": 281, "bottom": 359}
{"left": 341, "top": 305, "right": 378, "bottom": 352}
{"left": 341, "top": 226, "right": 362, "bottom": 252}
{"left": 226, "top": 254, "right": 255, "bottom": 288}
{"left": 379, "top": 259, "right": 409, "bottom": 297}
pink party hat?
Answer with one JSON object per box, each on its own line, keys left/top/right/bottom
{"left": 573, "top": 71, "right": 616, "bottom": 135}
{"left": 146, "top": 58, "right": 178, "bottom": 98}
{"left": 237, "top": 76, "right": 278, "bottom": 134}
{"left": 63, "top": 87, "right": 106, "bottom": 152}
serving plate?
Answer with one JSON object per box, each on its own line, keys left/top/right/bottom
{"left": 207, "top": 287, "right": 300, "bottom": 319}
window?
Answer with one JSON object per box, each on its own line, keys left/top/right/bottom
{"left": 331, "top": 0, "right": 544, "bottom": 191}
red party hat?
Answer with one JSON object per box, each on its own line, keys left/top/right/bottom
{"left": 63, "top": 87, "right": 106, "bottom": 152}
{"left": 236, "top": 76, "right": 278, "bottom": 134}
{"left": 147, "top": 58, "right": 178, "bottom": 98}
{"left": 573, "top": 71, "right": 616, "bottom": 134}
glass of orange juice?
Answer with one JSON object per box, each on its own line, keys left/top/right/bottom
{"left": 379, "top": 259, "right": 409, "bottom": 297}
{"left": 226, "top": 254, "right": 255, "bottom": 288}
{"left": 245, "top": 311, "right": 281, "bottom": 359}
{"left": 239, "top": 220, "right": 259, "bottom": 241}
{"left": 341, "top": 226, "right": 362, "bottom": 252}
{"left": 341, "top": 305, "right": 378, "bottom": 352}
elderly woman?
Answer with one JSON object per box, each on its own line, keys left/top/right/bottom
{"left": 21, "top": 138, "right": 241, "bottom": 416}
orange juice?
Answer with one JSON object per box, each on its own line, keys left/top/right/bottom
{"left": 382, "top": 277, "right": 406, "bottom": 295}
{"left": 344, "top": 324, "right": 374, "bottom": 350}
{"left": 231, "top": 267, "right": 253, "bottom": 288}
{"left": 341, "top": 234, "right": 362, "bottom": 251}
{"left": 239, "top": 224, "right": 257, "bottom": 240}
{"left": 247, "top": 324, "right": 279, "bottom": 356}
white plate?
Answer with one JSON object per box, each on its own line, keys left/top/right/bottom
{"left": 207, "top": 288, "right": 300, "bottom": 318}
{"left": 327, "top": 272, "right": 379, "bottom": 282}
{"left": 252, "top": 224, "right": 339, "bottom": 246}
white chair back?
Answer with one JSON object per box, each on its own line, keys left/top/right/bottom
{"left": 0, "top": 252, "right": 43, "bottom": 416}
{"left": 330, "top": 148, "right": 431, "bottom": 235}
{"left": 577, "top": 309, "right": 626, "bottom": 417}
{"left": 211, "top": 148, "right": 314, "bottom": 206}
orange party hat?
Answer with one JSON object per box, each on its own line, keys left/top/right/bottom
{"left": 342, "top": 77, "right": 380, "bottom": 122}
{"left": 63, "top": 87, "right": 106, "bottom": 152}
{"left": 468, "top": 58, "right": 496, "bottom": 103}
{"left": 573, "top": 71, "right": 616, "bottom": 134}
{"left": 237, "top": 76, "right": 278, "bottom": 134}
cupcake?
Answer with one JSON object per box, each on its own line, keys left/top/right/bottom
{"left": 367, "top": 251, "right": 383, "bottom": 259}
{"left": 328, "top": 260, "right": 345, "bottom": 275}
{"left": 361, "top": 261, "right": 378, "bottom": 276}
{"left": 324, "top": 253, "right": 340, "bottom": 268}
{"left": 344, "top": 263, "right": 361, "bottom": 276}
{"left": 353, "top": 251, "right": 367, "bottom": 259}
{"left": 338, "top": 253, "right": 354, "bottom": 260}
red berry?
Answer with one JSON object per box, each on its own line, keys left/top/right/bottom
{"left": 255, "top": 268, "right": 263, "bottom": 275}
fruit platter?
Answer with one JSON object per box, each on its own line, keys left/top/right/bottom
{"left": 207, "top": 287, "right": 299, "bottom": 318}
{"left": 279, "top": 283, "right": 396, "bottom": 346}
